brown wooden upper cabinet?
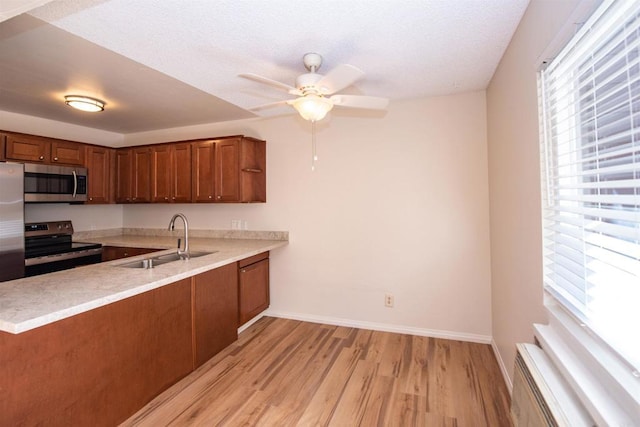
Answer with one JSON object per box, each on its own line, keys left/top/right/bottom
{"left": 1, "top": 130, "right": 266, "bottom": 205}
{"left": 152, "top": 143, "right": 192, "bottom": 203}
{"left": 216, "top": 136, "right": 266, "bottom": 203}
{"left": 192, "top": 136, "right": 266, "bottom": 203}
{"left": 115, "top": 147, "right": 152, "bottom": 203}
{"left": 191, "top": 140, "right": 216, "bottom": 202}
{"left": 85, "top": 145, "right": 114, "bottom": 204}
{"left": 5, "top": 133, "right": 84, "bottom": 166}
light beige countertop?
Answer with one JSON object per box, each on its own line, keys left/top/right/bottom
{"left": 0, "top": 230, "right": 288, "bottom": 334}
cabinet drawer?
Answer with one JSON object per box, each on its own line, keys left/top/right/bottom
{"left": 238, "top": 251, "right": 269, "bottom": 268}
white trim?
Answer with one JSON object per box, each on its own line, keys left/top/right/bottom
{"left": 237, "top": 311, "right": 267, "bottom": 334}
{"left": 265, "top": 309, "right": 492, "bottom": 344}
{"left": 535, "top": 301, "right": 640, "bottom": 425}
{"left": 492, "top": 338, "right": 513, "bottom": 393}
{"left": 534, "top": 0, "right": 603, "bottom": 69}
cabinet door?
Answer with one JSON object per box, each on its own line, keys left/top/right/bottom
{"left": 238, "top": 256, "right": 269, "bottom": 326}
{"left": 115, "top": 149, "right": 132, "bottom": 203}
{"left": 85, "top": 145, "right": 113, "bottom": 204}
{"left": 172, "top": 143, "right": 192, "bottom": 202}
{"left": 151, "top": 145, "right": 172, "bottom": 202}
{"left": 0, "top": 133, "right": 6, "bottom": 161}
{"left": 5, "top": 134, "right": 49, "bottom": 162}
{"left": 51, "top": 140, "right": 84, "bottom": 165}
{"left": 193, "top": 263, "right": 238, "bottom": 367}
{"left": 215, "top": 138, "right": 241, "bottom": 202}
{"left": 132, "top": 147, "right": 152, "bottom": 202}
{"left": 191, "top": 140, "right": 216, "bottom": 202}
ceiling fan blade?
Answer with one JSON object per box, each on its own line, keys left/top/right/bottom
{"left": 329, "top": 94, "right": 389, "bottom": 110}
{"left": 238, "top": 73, "right": 301, "bottom": 95}
{"left": 247, "top": 100, "right": 290, "bottom": 111}
{"left": 316, "top": 64, "right": 365, "bottom": 95}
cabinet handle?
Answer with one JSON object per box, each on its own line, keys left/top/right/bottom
{"left": 53, "top": 157, "right": 59, "bottom": 161}
{"left": 172, "top": 197, "right": 175, "bottom": 200}
{"left": 208, "top": 195, "right": 212, "bottom": 199}
{"left": 164, "top": 197, "right": 169, "bottom": 200}
{"left": 89, "top": 197, "right": 93, "bottom": 201}
{"left": 241, "top": 269, "right": 246, "bottom": 273}
{"left": 39, "top": 155, "right": 44, "bottom": 160}
{"left": 217, "top": 195, "right": 221, "bottom": 200}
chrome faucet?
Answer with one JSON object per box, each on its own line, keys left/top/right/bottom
{"left": 168, "top": 213, "right": 190, "bottom": 259}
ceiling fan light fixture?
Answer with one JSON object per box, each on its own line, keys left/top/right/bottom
{"left": 64, "top": 95, "right": 105, "bottom": 112}
{"left": 291, "top": 95, "right": 333, "bottom": 122}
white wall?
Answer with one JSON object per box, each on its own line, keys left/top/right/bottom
{"left": 25, "top": 204, "right": 123, "bottom": 230}
{"left": 10, "top": 91, "right": 494, "bottom": 341}
{"left": 486, "top": 0, "right": 585, "bottom": 384}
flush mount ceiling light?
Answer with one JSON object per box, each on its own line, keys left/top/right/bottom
{"left": 64, "top": 95, "right": 105, "bottom": 112}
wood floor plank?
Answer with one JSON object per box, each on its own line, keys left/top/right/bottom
{"left": 401, "top": 335, "right": 430, "bottom": 396}
{"left": 425, "top": 338, "right": 456, "bottom": 418}
{"left": 353, "top": 370, "right": 396, "bottom": 426}
{"left": 261, "top": 328, "right": 343, "bottom": 414}
{"left": 328, "top": 360, "right": 379, "bottom": 425}
{"left": 122, "top": 317, "right": 512, "bottom": 427}
{"left": 296, "top": 345, "right": 365, "bottom": 425}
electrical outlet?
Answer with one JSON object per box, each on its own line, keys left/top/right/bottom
{"left": 385, "top": 293, "right": 394, "bottom": 308}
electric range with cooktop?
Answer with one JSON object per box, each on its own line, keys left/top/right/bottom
{"left": 24, "top": 220, "right": 102, "bottom": 277}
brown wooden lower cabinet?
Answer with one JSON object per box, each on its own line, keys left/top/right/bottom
{"left": 101, "top": 246, "right": 161, "bottom": 262}
{"left": 0, "top": 256, "right": 267, "bottom": 425}
{"left": 0, "top": 278, "right": 194, "bottom": 427}
{"left": 0, "top": 133, "right": 6, "bottom": 161}
{"left": 238, "top": 252, "right": 270, "bottom": 326}
{"left": 193, "top": 263, "right": 238, "bottom": 367}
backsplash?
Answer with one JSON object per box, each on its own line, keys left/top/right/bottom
{"left": 74, "top": 227, "right": 288, "bottom": 241}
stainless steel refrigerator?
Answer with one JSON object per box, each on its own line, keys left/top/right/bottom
{"left": 0, "top": 162, "right": 24, "bottom": 282}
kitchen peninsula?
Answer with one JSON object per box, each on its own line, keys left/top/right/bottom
{"left": 0, "top": 228, "right": 287, "bottom": 426}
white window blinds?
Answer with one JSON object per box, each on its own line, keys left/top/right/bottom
{"left": 540, "top": 0, "right": 640, "bottom": 371}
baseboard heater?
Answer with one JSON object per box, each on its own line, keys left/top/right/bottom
{"left": 511, "top": 343, "right": 594, "bottom": 426}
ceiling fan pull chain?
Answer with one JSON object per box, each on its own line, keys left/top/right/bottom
{"left": 311, "top": 120, "right": 318, "bottom": 171}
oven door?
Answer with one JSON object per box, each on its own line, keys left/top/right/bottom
{"left": 24, "top": 163, "right": 88, "bottom": 202}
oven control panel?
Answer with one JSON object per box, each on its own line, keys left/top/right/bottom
{"left": 25, "top": 221, "right": 74, "bottom": 237}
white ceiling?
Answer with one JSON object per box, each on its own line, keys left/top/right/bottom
{"left": 0, "top": 0, "right": 530, "bottom": 134}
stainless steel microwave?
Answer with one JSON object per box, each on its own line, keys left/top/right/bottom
{"left": 23, "top": 163, "right": 88, "bottom": 203}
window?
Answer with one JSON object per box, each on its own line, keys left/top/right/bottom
{"left": 540, "top": 0, "right": 640, "bottom": 376}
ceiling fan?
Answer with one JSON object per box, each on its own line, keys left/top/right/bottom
{"left": 239, "top": 53, "right": 389, "bottom": 122}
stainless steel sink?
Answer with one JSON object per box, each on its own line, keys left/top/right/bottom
{"left": 116, "top": 250, "right": 216, "bottom": 269}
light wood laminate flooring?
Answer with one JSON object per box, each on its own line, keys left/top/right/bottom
{"left": 122, "top": 317, "right": 512, "bottom": 426}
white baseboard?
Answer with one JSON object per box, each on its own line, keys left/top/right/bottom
{"left": 265, "top": 309, "right": 492, "bottom": 344}
{"left": 491, "top": 338, "right": 513, "bottom": 393}
{"left": 237, "top": 312, "right": 268, "bottom": 334}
